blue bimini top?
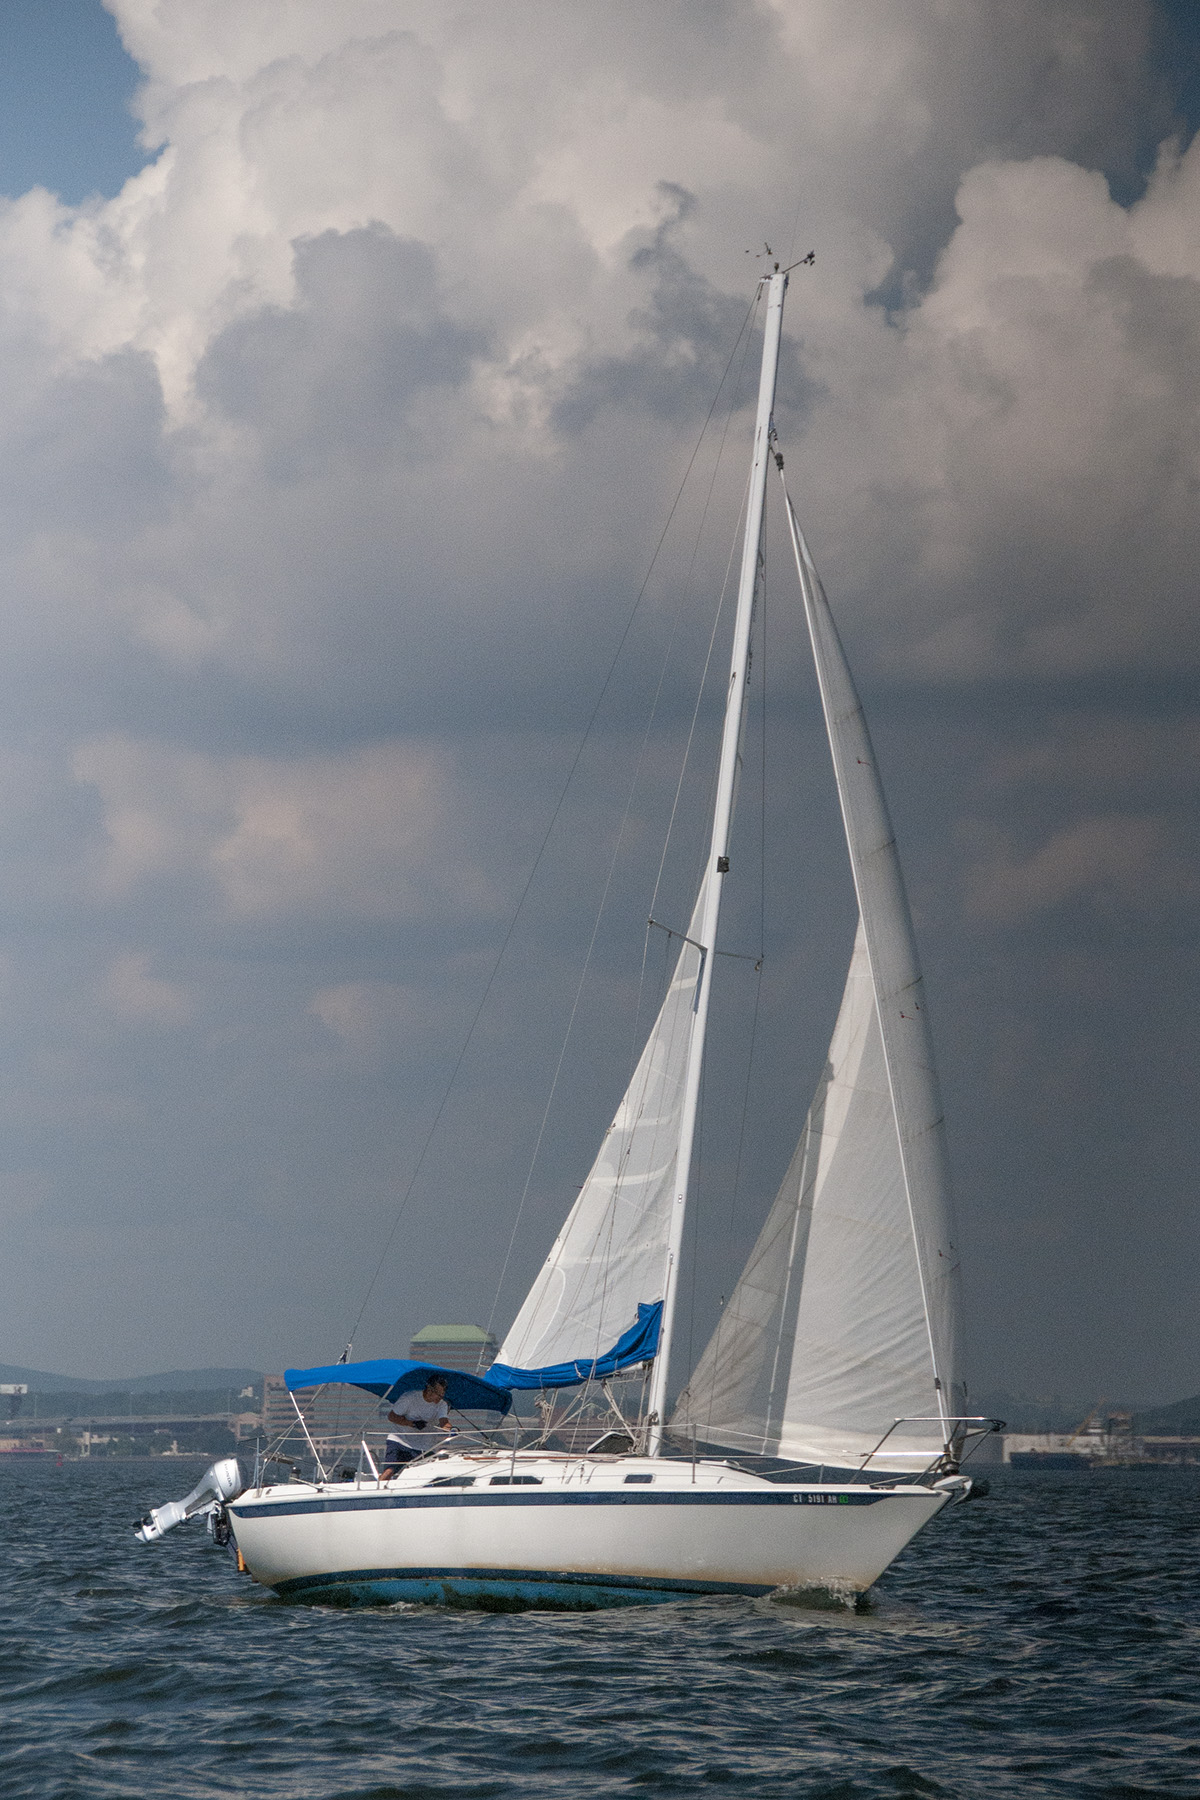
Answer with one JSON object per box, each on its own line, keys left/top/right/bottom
{"left": 284, "top": 1359, "right": 512, "bottom": 1416}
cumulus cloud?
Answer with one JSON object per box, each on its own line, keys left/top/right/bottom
{"left": 196, "top": 227, "right": 485, "bottom": 478}
{"left": 0, "top": 0, "right": 1179, "bottom": 758}
{"left": 0, "top": 0, "right": 1183, "bottom": 729}
{"left": 775, "top": 142, "right": 1200, "bottom": 682}
{"left": 953, "top": 705, "right": 1200, "bottom": 926}
{"left": 986, "top": 714, "right": 1200, "bottom": 802}
{"left": 310, "top": 980, "right": 423, "bottom": 1057}
{"left": 964, "top": 813, "right": 1193, "bottom": 923}
{"left": 99, "top": 950, "right": 192, "bottom": 1023}
{"left": 73, "top": 734, "right": 494, "bottom": 921}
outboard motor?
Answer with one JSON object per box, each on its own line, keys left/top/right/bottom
{"left": 135, "top": 1457, "right": 244, "bottom": 1543}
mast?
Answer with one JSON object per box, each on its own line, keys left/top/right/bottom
{"left": 646, "top": 266, "right": 787, "bottom": 1453}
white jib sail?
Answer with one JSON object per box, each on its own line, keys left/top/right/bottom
{"left": 674, "top": 924, "right": 948, "bottom": 1468}
{"left": 672, "top": 506, "right": 965, "bottom": 1471}
{"left": 498, "top": 877, "right": 710, "bottom": 1373}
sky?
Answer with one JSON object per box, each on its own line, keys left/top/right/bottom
{"left": 0, "top": 0, "right": 1195, "bottom": 1407}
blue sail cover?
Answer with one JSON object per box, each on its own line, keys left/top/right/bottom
{"left": 285, "top": 1359, "right": 512, "bottom": 1415}
{"left": 484, "top": 1300, "right": 662, "bottom": 1392}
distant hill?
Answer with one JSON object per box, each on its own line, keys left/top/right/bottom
{"left": 973, "top": 1387, "right": 1193, "bottom": 1434}
{"left": 1135, "top": 1393, "right": 1200, "bottom": 1434}
{"left": 0, "top": 1363, "right": 263, "bottom": 1395}
{"left": 971, "top": 1389, "right": 1102, "bottom": 1433}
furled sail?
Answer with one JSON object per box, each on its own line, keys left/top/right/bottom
{"left": 487, "top": 1300, "right": 662, "bottom": 1391}
{"left": 672, "top": 509, "right": 965, "bottom": 1471}
{"left": 497, "top": 877, "right": 710, "bottom": 1376}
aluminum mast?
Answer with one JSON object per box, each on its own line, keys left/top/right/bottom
{"left": 646, "top": 266, "right": 787, "bottom": 1453}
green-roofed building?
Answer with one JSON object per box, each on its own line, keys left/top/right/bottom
{"left": 409, "top": 1324, "right": 498, "bottom": 1374}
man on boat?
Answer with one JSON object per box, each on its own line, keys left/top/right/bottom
{"left": 381, "top": 1373, "right": 452, "bottom": 1476}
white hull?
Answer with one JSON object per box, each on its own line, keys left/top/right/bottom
{"left": 229, "top": 1452, "right": 949, "bottom": 1608}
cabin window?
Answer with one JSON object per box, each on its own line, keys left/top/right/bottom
{"left": 488, "top": 1475, "right": 542, "bottom": 1485}
{"left": 426, "top": 1476, "right": 475, "bottom": 1487}
{"left": 624, "top": 1473, "right": 653, "bottom": 1484}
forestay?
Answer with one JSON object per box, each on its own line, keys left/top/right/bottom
{"left": 672, "top": 507, "right": 965, "bottom": 1472}
{"left": 497, "top": 878, "right": 710, "bottom": 1375}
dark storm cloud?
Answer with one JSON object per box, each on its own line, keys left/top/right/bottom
{"left": 553, "top": 189, "right": 819, "bottom": 435}
{"left": 198, "top": 227, "right": 485, "bottom": 477}
{"left": 0, "top": 349, "right": 168, "bottom": 536}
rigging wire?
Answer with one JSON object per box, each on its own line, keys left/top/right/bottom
{"left": 498, "top": 469, "right": 751, "bottom": 1371}
{"left": 728, "top": 532, "right": 769, "bottom": 1244}
{"left": 696, "top": 537, "right": 771, "bottom": 1444}
{"left": 343, "top": 289, "right": 764, "bottom": 1358}
{"left": 685, "top": 512, "right": 772, "bottom": 1442}
{"left": 684, "top": 1045, "right": 707, "bottom": 1383}
{"left": 482, "top": 815, "right": 627, "bottom": 1354}
{"left": 645, "top": 303, "right": 764, "bottom": 931}
{"left": 627, "top": 288, "right": 764, "bottom": 1063}
{"left": 481, "top": 294, "right": 765, "bottom": 1359}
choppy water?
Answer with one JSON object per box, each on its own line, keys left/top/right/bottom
{"left": 1, "top": 1460, "right": 1197, "bottom": 1799}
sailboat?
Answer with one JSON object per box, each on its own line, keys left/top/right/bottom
{"left": 138, "top": 264, "right": 997, "bottom": 1607}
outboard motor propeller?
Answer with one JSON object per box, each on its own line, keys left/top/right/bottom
{"left": 135, "top": 1457, "right": 244, "bottom": 1543}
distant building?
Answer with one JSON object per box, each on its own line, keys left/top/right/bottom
{"left": 409, "top": 1324, "right": 497, "bottom": 1373}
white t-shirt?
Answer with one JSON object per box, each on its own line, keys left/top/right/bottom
{"left": 386, "top": 1388, "right": 450, "bottom": 1448}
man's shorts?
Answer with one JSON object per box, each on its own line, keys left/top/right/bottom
{"left": 383, "top": 1439, "right": 418, "bottom": 1468}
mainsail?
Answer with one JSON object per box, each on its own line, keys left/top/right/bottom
{"left": 497, "top": 877, "right": 710, "bottom": 1375}
{"left": 672, "top": 505, "right": 965, "bottom": 1471}
{"left": 499, "top": 271, "right": 789, "bottom": 1420}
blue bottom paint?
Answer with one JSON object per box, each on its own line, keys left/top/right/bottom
{"left": 272, "top": 1566, "right": 775, "bottom": 1611}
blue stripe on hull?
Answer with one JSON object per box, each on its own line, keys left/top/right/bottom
{"left": 231, "top": 1488, "right": 888, "bottom": 1522}
{"left": 272, "top": 1565, "right": 775, "bottom": 1610}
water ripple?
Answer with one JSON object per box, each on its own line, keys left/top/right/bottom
{"left": 0, "top": 1463, "right": 1198, "bottom": 1797}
